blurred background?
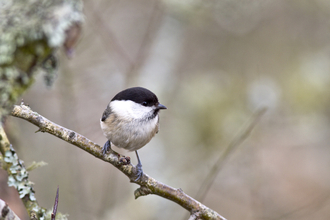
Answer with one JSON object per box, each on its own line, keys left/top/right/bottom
{"left": 3, "top": 0, "right": 330, "bottom": 219}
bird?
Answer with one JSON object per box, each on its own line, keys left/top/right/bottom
{"left": 100, "top": 87, "right": 167, "bottom": 180}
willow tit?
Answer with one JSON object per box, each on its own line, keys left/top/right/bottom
{"left": 100, "top": 87, "right": 167, "bottom": 180}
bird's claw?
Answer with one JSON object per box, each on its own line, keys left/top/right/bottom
{"left": 102, "top": 140, "right": 111, "bottom": 155}
{"left": 134, "top": 162, "right": 143, "bottom": 181}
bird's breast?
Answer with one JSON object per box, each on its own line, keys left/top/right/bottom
{"left": 100, "top": 114, "right": 159, "bottom": 151}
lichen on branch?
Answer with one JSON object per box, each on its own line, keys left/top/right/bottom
{"left": 0, "top": 0, "right": 83, "bottom": 120}
{"left": 0, "top": 125, "right": 68, "bottom": 220}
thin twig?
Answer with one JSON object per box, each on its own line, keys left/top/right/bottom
{"left": 88, "top": 0, "right": 164, "bottom": 83}
{"left": 89, "top": 0, "right": 134, "bottom": 67}
{"left": 125, "top": 0, "right": 164, "bottom": 80}
{"left": 10, "top": 103, "right": 226, "bottom": 220}
{"left": 195, "top": 107, "right": 267, "bottom": 202}
{"left": 51, "top": 186, "right": 59, "bottom": 220}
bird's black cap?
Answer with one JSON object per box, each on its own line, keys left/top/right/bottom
{"left": 111, "top": 87, "right": 159, "bottom": 107}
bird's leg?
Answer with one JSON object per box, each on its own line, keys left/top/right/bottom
{"left": 134, "top": 151, "right": 143, "bottom": 181}
{"left": 102, "top": 140, "right": 111, "bottom": 155}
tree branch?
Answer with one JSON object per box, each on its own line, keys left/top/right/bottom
{"left": 0, "top": 125, "right": 67, "bottom": 220}
{"left": 0, "top": 125, "right": 39, "bottom": 217}
{"left": 10, "top": 103, "right": 227, "bottom": 220}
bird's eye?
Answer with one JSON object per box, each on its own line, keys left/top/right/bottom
{"left": 142, "top": 101, "right": 148, "bottom": 106}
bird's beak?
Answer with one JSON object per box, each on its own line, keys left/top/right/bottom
{"left": 156, "top": 103, "right": 167, "bottom": 110}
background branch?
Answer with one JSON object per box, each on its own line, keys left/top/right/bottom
{"left": 11, "top": 103, "right": 227, "bottom": 220}
{"left": 195, "top": 107, "right": 267, "bottom": 202}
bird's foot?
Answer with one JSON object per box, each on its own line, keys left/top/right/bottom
{"left": 134, "top": 162, "right": 143, "bottom": 181}
{"left": 102, "top": 140, "right": 111, "bottom": 155}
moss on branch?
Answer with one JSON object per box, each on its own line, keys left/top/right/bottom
{"left": 0, "top": 0, "right": 83, "bottom": 120}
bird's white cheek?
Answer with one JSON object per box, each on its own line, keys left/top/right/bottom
{"left": 131, "top": 105, "right": 153, "bottom": 119}
{"left": 110, "top": 100, "right": 153, "bottom": 120}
